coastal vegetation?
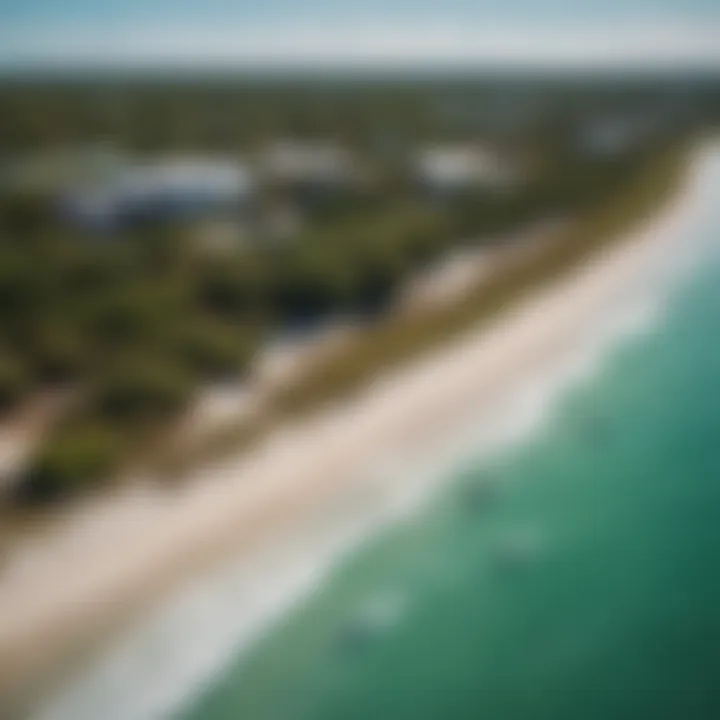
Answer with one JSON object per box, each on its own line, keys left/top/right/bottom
{"left": 0, "top": 78, "right": 713, "bottom": 501}
{"left": 159, "top": 139, "right": 690, "bottom": 472}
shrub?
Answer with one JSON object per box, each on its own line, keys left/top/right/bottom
{"left": 31, "top": 327, "right": 88, "bottom": 383}
{"left": 177, "top": 324, "right": 255, "bottom": 380}
{"left": 0, "top": 352, "right": 29, "bottom": 414}
{"left": 85, "top": 291, "right": 165, "bottom": 347}
{"left": 22, "top": 423, "right": 121, "bottom": 500}
{"left": 94, "top": 360, "right": 194, "bottom": 425}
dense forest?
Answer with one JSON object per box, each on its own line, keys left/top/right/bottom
{"left": 0, "top": 75, "right": 717, "bottom": 501}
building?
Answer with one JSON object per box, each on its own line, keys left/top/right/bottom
{"left": 60, "top": 156, "right": 254, "bottom": 231}
{"left": 414, "top": 143, "right": 521, "bottom": 194}
{"left": 259, "top": 140, "right": 360, "bottom": 189}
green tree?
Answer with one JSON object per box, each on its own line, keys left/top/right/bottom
{"left": 0, "top": 352, "right": 29, "bottom": 413}
{"left": 94, "top": 360, "right": 194, "bottom": 425}
{"left": 23, "top": 423, "right": 121, "bottom": 500}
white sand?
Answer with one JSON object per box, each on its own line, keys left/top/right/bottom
{"left": 1, "top": 145, "right": 717, "bottom": 705}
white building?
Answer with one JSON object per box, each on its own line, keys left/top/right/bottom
{"left": 62, "top": 156, "right": 254, "bottom": 229}
{"left": 415, "top": 144, "right": 520, "bottom": 192}
{"left": 259, "top": 141, "right": 358, "bottom": 187}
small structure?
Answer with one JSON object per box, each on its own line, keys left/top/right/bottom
{"left": 575, "top": 116, "right": 648, "bottom": 157}
{"left": 414, "top": 143, "right": 521, "bottom": 193}
{"left": 60, "top": 156, "right": 254, "bottom": 231}
{"left": 259, "top": 140, "right": 360, "bottom": 189}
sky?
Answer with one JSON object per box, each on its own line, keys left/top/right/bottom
{"left": 1, "top": 0, "right": 719, "bottom": 72}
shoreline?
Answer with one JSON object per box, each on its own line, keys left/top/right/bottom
{"left": 1, "top": 144, "right": 712, "bottom": 715}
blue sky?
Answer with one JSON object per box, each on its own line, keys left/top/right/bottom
{"left": 3, "top": 0, "right": 719, "bottom": 23}
{"left": 2, "top": 1, "right": 719, "bottom": 70}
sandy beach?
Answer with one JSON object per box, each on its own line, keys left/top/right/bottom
{"left": 0, "top": 144, "right": 715, "bottom": 713}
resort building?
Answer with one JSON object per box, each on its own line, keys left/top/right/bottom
{"left": 59, "top": 156, "right": 254, "bottom": 231}
{"left": 414, "top": 143, "right": 522, "bottom": 193}
{"left": 259, "top": 140, "right": 360, "bottom": 188}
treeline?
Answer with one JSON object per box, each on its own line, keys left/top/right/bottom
{"left": 0, "top": 80, "right": 705, "bottom": 501}
{"left": 148, "top": 139, "right": 691, "bottom": 476}
{"left": 1, "top": 76, "right": 716, "bottom": 153}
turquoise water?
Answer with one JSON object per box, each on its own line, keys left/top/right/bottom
{"left": 181, "top": 204, "right": 720, "bottom": 718}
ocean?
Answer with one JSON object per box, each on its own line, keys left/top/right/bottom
{"left": 34, "top": 147, "right": 720, "bottom": 720}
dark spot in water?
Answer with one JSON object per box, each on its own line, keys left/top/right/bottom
{"left": 459, "top": 474, "right": 500, "bottom": 514}
{"left": 335, "top": 623, "right": 375, "bottom": 656}
{"left": 581, "top": 413, "right": 613, "bottom": 446}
